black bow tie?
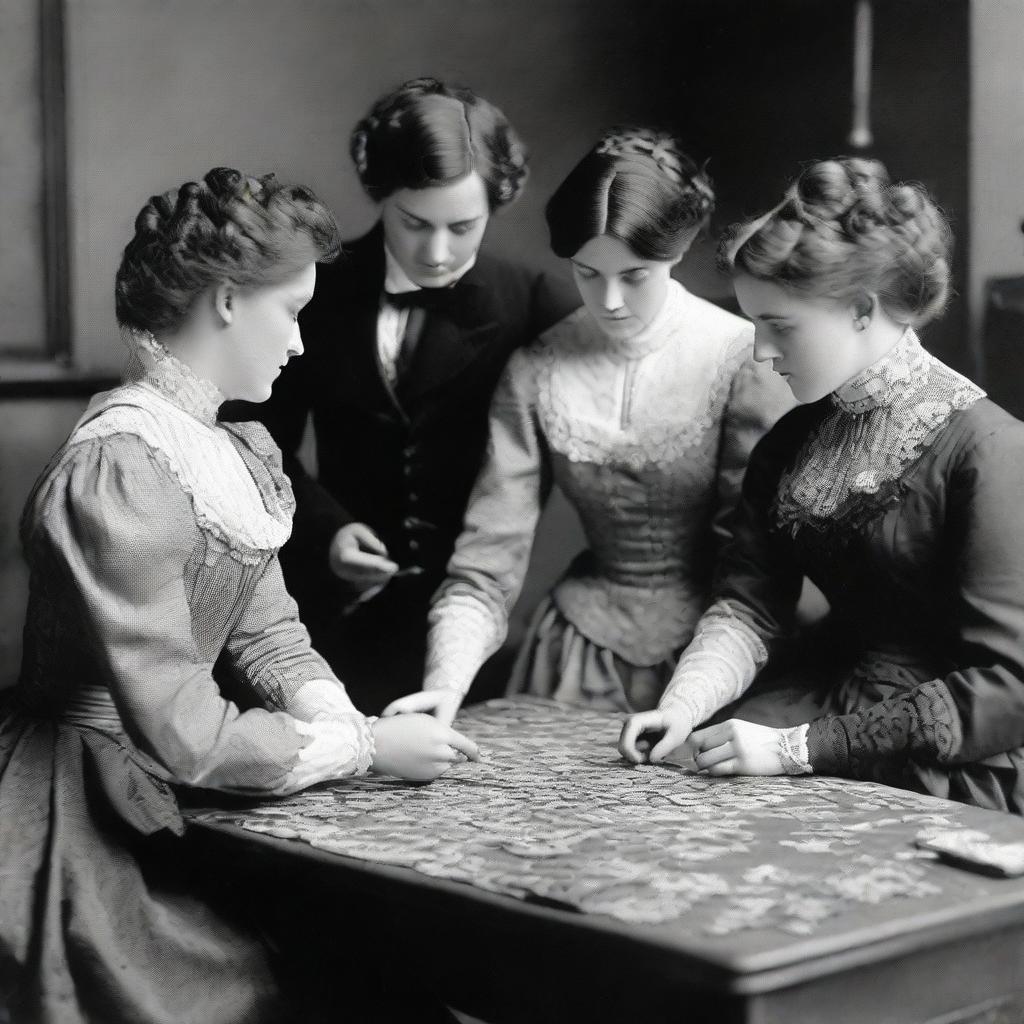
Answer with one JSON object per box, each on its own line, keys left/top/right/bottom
{"left": 384, "top": 285, "right": 461, "bottom": 312}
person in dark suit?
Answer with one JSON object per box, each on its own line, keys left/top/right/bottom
{"left": 227, "top": 78, "right": 577, "bottom": 714}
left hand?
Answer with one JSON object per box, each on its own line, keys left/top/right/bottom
{"left": 689, "top": 719, "right": 788, "bottom": 776}
{"left": 381, "top": 688, "right": 463, "bottom": 728}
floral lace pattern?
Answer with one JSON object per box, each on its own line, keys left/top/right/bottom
{"left": 189, "top": 698, "right": 1024, "bottom": 940}
{"left": 807, "top": 678, "right": 963, "bottom": 776}
{"left": 774, "top": 330, "right": 985, "bottom": 535}
{"left": 535, "top": 281, "right": 753, "bottom": 471}
{"left": 72, "top": 370, "right": 293, "bottom": 562}
{"left": 425, "top": 588, "right": 506, "bottom": 695}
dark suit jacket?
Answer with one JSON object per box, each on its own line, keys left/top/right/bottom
{"left": 224, "top": 225, "right": 578, "bottom": 709}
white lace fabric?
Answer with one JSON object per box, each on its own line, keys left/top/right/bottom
{"left": 775, "top": 329, "right": 985, "bottom": 530}
{"left": 536, "top": 281, "right": 753, "bottom": 471}
{"left": 658, "top": 600, "right": 768, "bottom": 728}
{"left": 425, "top": 590, "right": 505, "bottom": 696}
{"left": 73, "top": 334, "right": 292, "bottom": 560}
{"left": 778, "top": 724, "right": 812, "bottom": 775}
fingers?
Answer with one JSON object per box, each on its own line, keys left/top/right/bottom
{"left": 342, "top": 549, "right": 400, "bottom": 578}
{"left": 618, "top": 712, "right": 662, "bottom": 763}
{"left": 380, "top": 692, "right": 438, "bottom": 717}
{"left": 347, "top": 522, "right": 388, "bottom": 556}
{"left": 704, "top": 758, "right": 740, "bottom": 777}
{"left": 693, "top": 739, "right": 734, "bottom": 770}
{"left": 689, "top": 721, "right": 734, "bottom": 750}
{"left": 444, "top": 727, "right": 480, "bottom": 762}
{"left": 649, "top": 722, "right": 692, "bottom": 763}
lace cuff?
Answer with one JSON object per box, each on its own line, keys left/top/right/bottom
{"left": 805, "top": 678, "right": 962, "bottom": 777}
{"left": 658, "top": 600, "right": 768, "bottom": 729}
{"left": 290, "top": 713, "right": 376, "bottom": 784}
{"left": 778, "top": 724, "right": 812, "bottom": 775}
{"left": 288, "top": 678, "right": 359, "bottom": 721}
{"left": 425, "top": 592, "right": 505, "bottom": 697}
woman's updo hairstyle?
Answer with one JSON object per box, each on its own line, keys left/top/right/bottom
{"left": 719, "top": 157, "right": 951, "bottom": 328}
{"left": 350, "top": 77, "right": 528, "bottom": 209}
{"left": 545, "top": 126, "right": 715, "bottom": 261}
{"left": 116, "top": 167, "right": 341, "bottom": 334}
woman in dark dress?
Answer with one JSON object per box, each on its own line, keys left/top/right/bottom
{"left": 620, "top": 157, "right": 1024, "bottom": 814}
{"left": 242, "top": 78, "right": 578, "bottom": 714}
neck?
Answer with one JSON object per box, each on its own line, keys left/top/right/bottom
{"left": 153, "top": 325, "right": 222, "bottom": 393}
{"left": 845, "top": 316, "right": 907, "bottom": 381}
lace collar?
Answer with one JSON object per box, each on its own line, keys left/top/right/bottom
{"left": 122, "top": 328, "right": 224, "bottom": 426}
{"left": 832, "top": 328, "right": 930, "bottom": 415}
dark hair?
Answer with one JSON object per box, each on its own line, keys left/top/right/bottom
{"left": 719, "top": 157, "right": 951, "bottom": 328}
{"left": 350, "top": 77, "right": 527, "bottom": 209}
{"left": 115, "top": 167, "right": 341, "bottom": 334}
{"left": 545, "top": 127, "right": 715, "bottom": 261}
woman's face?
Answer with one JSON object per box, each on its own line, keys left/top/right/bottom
{"left": 571, "top": 235, "right": 675, "bottom": 341}
{"left": 733, "top": 272, "right": 872, "bottom": 403}
{"left": 219, "top": 261, "right": 317, "bottom": 402}
{"left": 380, "top": 171, "right": 490, "bottom": 288}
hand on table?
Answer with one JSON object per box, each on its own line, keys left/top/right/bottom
{"left": 618, "top": 706, "right": 695, "bottom": 765}
{"left": 688, "top": 720, "right": 790, "bottom": 776}
{"left": 381, "top": 688, "right": 463, "bottom": 728}
{"left": 328, "top": 523, "right": 399, "bottom": 595}
{"left": 371, "top": 713, "right": 480, "bottom": 782}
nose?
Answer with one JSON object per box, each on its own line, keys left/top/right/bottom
{"left": 601, "top": 277, "right": 624, "bottom": 312}
{"left": 423, "top": 230, "right": 452, "bottom": 267}
{"left": 288, "top": 322, "right": 304, "bottom": 358}
{"left": 752, "top": 333, "right": 778, "bottom": 363}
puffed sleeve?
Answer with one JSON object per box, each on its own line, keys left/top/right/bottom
{"left": 425, "top": 349, "right": 553, "bottom": 696}
{"left": 32, "top": 437, "right": 371, "bottom": 794}
{"left": 712, "top": 345, "right": 796, "bottom": 545}
{"left": 807, "top": 421, "right": 1024, "bottom": 774}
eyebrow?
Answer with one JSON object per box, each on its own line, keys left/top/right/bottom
{"left": 396, "top": 205, "right": 482, "bottom": 229}
{"left": 571, "top": 259, "right": 649, "bottom": 274}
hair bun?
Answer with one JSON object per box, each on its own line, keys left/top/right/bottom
{"left": 722, "top": 156, "right": 952, "bottom": 329}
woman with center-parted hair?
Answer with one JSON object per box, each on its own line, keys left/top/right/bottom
{"left": 384, "top": 128, "right": 793, "bottom": 726}
{"left": 0, "top": 167, "right": 478, "bottom": 1023}
{"left": 228, "top": 77, "right": 579, "bottom": 715}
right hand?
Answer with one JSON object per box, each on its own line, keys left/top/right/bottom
{"left": 618, "top": 705, "right": 695, "bottom": 765}
{"left": 380, "top": 688, "right": 463, "bottom": 728}
{"left": 371, "top": 713, "right": 480, "bottom": 782}
{"left": 328, "top": 523, "right": 399, "bottom": 591}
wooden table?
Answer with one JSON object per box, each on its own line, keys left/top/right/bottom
{"left": 185, "top": 698, "right": 1024, "bottom": 1024}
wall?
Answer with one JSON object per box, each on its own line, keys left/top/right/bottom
{"left": 1, "top": 0, "right": 983, "bottom": 683}
{"left": 970, "top": 0, "right": 1024, "bottom": 393}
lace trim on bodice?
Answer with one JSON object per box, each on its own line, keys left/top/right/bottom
{"left": 773, "top": 329, "right": 985, "bottom": 534}
{"left": 71, "top": 351, "right": 293, "bottom": 562}
{"left": 535, "top": 281, "right": 753, "bottom": 471}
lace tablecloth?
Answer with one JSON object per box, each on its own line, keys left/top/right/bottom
{"left": 188, "top": 697, "right": 1024, "bottom": 950}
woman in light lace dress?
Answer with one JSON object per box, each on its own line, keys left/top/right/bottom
{"left": 620, "top": 158, "right": 1024, "bottom": 814}
{"left": 0, "top": 168, "right": 477, "bottom": 1023}
{"left": 384, "top": 128, "right": 792, "bottom": 726}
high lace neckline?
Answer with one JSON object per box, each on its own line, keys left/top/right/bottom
{"left": 122, "top": 328, "right": 224, "bottom": 426}
{"left": 832, "top": 327, "right": 930, "bottom": 415}
{"left": 586, "top": 278, "right": 686, "bottom": 360}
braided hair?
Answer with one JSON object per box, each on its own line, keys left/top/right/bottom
{"left": 115, "top": 167, "right": 341, "bottom": 335}
{"left": 350, "top": 77, "right": 528, "bottom": 209}
{"left": 545, "top": 126, "right": 715, "bottom": 261}
{"left": 719, "top": 158, "right": 951, "bottom": 328}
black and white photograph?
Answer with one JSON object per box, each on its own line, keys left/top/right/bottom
{"left": 2, "top": 1, "right": 1024, "bottom": 1021}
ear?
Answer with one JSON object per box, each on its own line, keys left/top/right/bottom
{"left": 851, "top": 291, "right": 876, "bottom": 331}
{"left": 213, "top": 281, "right": 235, "bottom": 326}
